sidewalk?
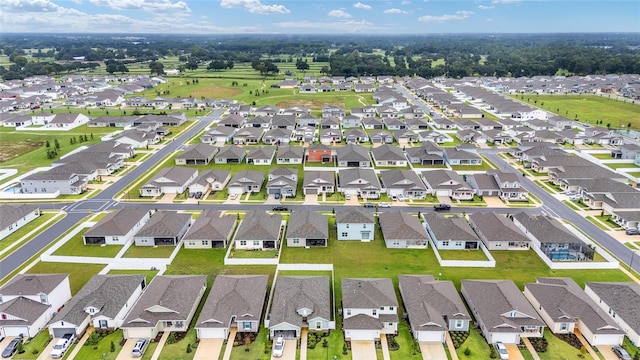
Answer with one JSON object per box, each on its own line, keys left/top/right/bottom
{"left": 149, "top": 331, "right": 170, "bottom": 360}
{"left": 379, "top": 334, "right": 390, "bottom": 360}
{"left": 69, "top": 327, "right": 94, "bottom": 360}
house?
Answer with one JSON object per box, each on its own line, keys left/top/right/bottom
{"left": 286, "top": 209, "right": 328, "bottom": 247}
{"left": 218, "top": 114, "right": 245, "bottom": 128}
{"left": 133, "top": 211, "right": 192, "bottom": 247}
{"left": 245, "top": 115, "right": 272, "bottom": 128}
{"left": 183, "top": 210, "right": 236, "bottom": 249}
{"left": 293, "top": 125, "right": 316, "bottom": 143}
{"left": 267, "top": 168, "right": 298, "bottom": 197}
{"left": 322, "top": 105, "right": 345, "bottom": 119}
{"left": 423, "top": 213, "right": 480, "bottom": 250}
{"left": 319, "top": 128, "right": 342, "bottom": 144}
{"left": 341, "top": 115, "right": 362, "bottom": 129}
{"left": 343, "top": 128, "right": 368, "bottom": 144}
{"left": 362, "top": 117, "right": 384, "bottom": 130}
{"left": 336, "top": 144, "right": 371, "bottom": 167}
{"left": 227, "top": 170, "right": 264, "bottom": 195}
{"left": 267, "top": 276, "right": 333, "bottom": 339}
{"left": 379, "top": 170, "right": 427, "bottom": 200}
{"left": 188, "top": 169, "right": 231, "bottom": 195}
{"left": 263, "top": 128, "right": 293, "bottom": 145}
{"left": 321, "top": 117, "right": 340, "bottom": 129}
{"left": 195, "top": 275, "right": 268, "bottom": 340}
{"left": 393, "top": 129, "right": 418, "bottom": 146}
{"left": 232, "top": 127, "right": 263, "bottom": 145}
{"left": 297, "top": 113, "right": 318, "bottom": 127}
{"left": 443, "top": 148, "right": 483, "bottom": 166}
{"left": 306, "top": 144, "right": 334, "bottom": 163}
{"left": 379, "top": 211, "right": 428, "bottom": 248}
{"left": 370, "top": 130, "right": 394, "bottom": 144}
{"left": 405, "top": 142, "right": 445, "bottom": 166}
{"left": 114, "top": 129, "right": 160, "bottom": 148}
{"left": 342, "top": 278, "right": 398, "bottom": 341}
{"left": 214, "top": 145, "right": 246, "bottom": 164}
{"left": 335, "top": 207, "right": 375, "bottom": 241}
{"left": 461, "top": 279, "right": 545, "bottom": 344}
{"left": 83, "top": 207, "right": 151, "bottom": 245}
{"left": 512, "top": 212, "right": 595, "bottom": 262}
{"left": 233, "top": 211, "right": 283, "bottom": 251}
{"left": 139, "top": 167, "right": 198, "bottom": 197}
{"left": 20, "top": 169, "right": 88, "bottom": 195}
{"left": 175, "top": 143, "right": 217, "bottom": 165}
{"left": 584, "top": 282, "right": 640, "bottom": 345}
{"left": 271, "top": 115, "right": 296, "bottom": 130}
{"left": 338, "top": 168, "right": 381, "bottom": 199}
{"left": 398, "top": 275, "right": 471, "bottom": 342}
{"left": 45, "top": 113, "right": 90, "bottom": 129}
{"left": 254, "top": 106, "right": 279, "bottom": 117}
{"left": 371, "top": 145, "right": 407, "bottom": 167}
{"left": 0, "top": 204, "right": 40, "bottom": 241}
{"left": 122, "top": 275, "right": 207, "bottom": 339}
{"left": 468, "top": 170, "right": 529, "bottom": 202}
{"left": 48, "top": 275, "right": 145, "bottom": 337}
{"left": 524, "top": 278, "right": 624, "bottom": 346}
{"left": 201, "top": 126, "right": 235, "bottom": 144}
{"left": 611, "top": 210, "right": 640, "bottom": 231}
{"left": 421, "top": 170, "right": 475, "bottom": 200}
{"left": 302, "top": 171, "right": 335, "bottom": 195}
{"left": 0, "top": 274, "right": 71, "bottom": 338}
{"left": 468, "top": 212, "right": 530, "bottom": 250}
{"left": 276, "top": 145, "right": 304, "bottom": 164}
{"left": 611, "top": 143, "right": 640, "bottom": 160}
{"left": 246, "top": 147, "right": 276, "bottom": 165}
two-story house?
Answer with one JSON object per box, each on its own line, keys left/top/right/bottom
{"left": 342, "top": 278, "right": 398, "bottom": 341}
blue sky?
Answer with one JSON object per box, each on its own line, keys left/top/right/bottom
{"left": 1, "top": 0, "right": 638, "bottom": 34}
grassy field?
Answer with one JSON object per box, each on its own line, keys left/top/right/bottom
{"left": 25, "top": 262, "right": 105, "bottom": 295}
{"left": 13, "top": 331, "right": 51, "bottom": 359}
{"left": 0, "top": 212, "right": 58, "bottom": 258}
{"left": 73, "top": 330, "right": 125, "bottom": 360}
{"left": 52, "top": 231, "right": 123, "bottom": 257}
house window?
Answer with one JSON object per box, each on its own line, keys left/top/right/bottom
{"left": 455, "top": 241, "right": 463, "bottom": 247}
{"left": 363, "top": 224, "right": 366, "bottom": 228}
{"left": 372, "top": 309, "right": 377, "bottom": 316}
{"left": 389, "top": 307, "right": 394, "bottom": 311}
{"left": 341, "top": 232, "right": 348, "bottom": 237}
{"left": 361, "top": 232, "right": 371, "bottom": 240}
{"left": 40, "top": 293, "right": 47, "bottom": 304}
{"left": 454, "top": 320, "right": 464, "bottom": 329}
{"left": 346, "top": 224, "right": 350, "bottom": 229}
{"left": 202, "top": 241, "right": 208, "bottom": 246}
{"left": 188, "top": 241, "right": 196, "bottom": 246}
{"left": 316, "top": 321, "right": 322, "bottom": 329}
{"left": 346, "top": 309, "right": 351, "bottom": 316}
{"left": 380, "top": 307, "right": 384, "bottom": 311}
{"left": 253, "top": 240, "right": 260, "bottom": 246}
{"left": 243, "top": 322, "right": 251, "bottom": 330}
{"left": 442, "top": 241, "right": 449, "bottom": 246}
{"left": 495, "top": 242, "right": 501, "bottom": 247}
{"left": 293, "top": 239, "right": 300, "bottom": 244}
{"left": 112, "top": 236, "right": 119, "bottom": 242}
{"left": 560, "top": 323, "right": 568, "bottom": 331}
{"left": 240, "top": 240, "right": 247, "bottom": 246}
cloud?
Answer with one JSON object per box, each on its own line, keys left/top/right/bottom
{"left": 274, "top": 19, "right": 374, "bottom": 32}
{"left": 89, "top": 0, "right": 190, "bottom": 13}
{"left": 353, "top": 2, "right": 371, "bottom": 10}
{"left": 1, "top": 0, "right": 63, "bottom": 12}
{"left": 401, "top": 1, "right": 411, "bottom": 4}
{"left": 492, "top": 0, "right": 521, "bottom": 3}
{"left": 328, "top": 9, "right": 352, "bottom": 18}
{"left": 478, "top": 5, "right": 494, "bottom": 9}
{"left": 220, "top": 0, "right": 290, "bottom": 14}
{"left": 418, "top": 10, "right": 473, "bottom": 22}
{"left": 384, "top": 8, "right": 408, "bottom": 14}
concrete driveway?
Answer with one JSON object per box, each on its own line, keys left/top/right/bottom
{"left": 271, "top": 339, "right": 296, "bottom": 360}
{"left": 419, "top": 342, "right": 447, "bottom": 360}
{"left": 483, "top": 196, "right": 505, "bottom": 207}
{"left": 506, "top": 344, "right": 525, "bottom": 360}
{"left": 351, "top": 341, "right": 376, "bottom": 360}
{"left": 597, "top": 346, "right": 622, "bottom": 360}
{"left": 193, "top": 339, "right": 223, "bottom": 360}
{"left": 116, "top": 339, "right": 138, "bottom": 360}
{"left": 36, "top": 339, "right": 56, "bottom": 360}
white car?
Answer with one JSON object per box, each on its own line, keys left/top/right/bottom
{"left": 495, "top": 341, "right": 509, "bottom": 360}
{"left": 379, "top": 202, "right": 391, "bottom": 208}
{"left": 272, "top": 336, "right": 285, "bottom": 358}
{"left": 345, "top": 193, "right": 351, "bottom": 200}
{"left": 397, "top": 194, "right": 405, "bottom": 201}
{"left": 229, "top": 193, "right": 238, "bottom": 200}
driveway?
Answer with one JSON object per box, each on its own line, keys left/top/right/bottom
{"left": 116, "top": 339, "right": 138, "bottom": 360}
{"left": 351, "top": 341, "right": 376, "bottom": 360}
{"left": 419, "top": 342, "right": 447, "bottom": 360}
{"left": 597, "top": 346, "right": 622, "bottom": 360}
{"left": 483, "top": 196, "right": 505, "bottom": 207}
{"left": 193, "top": 339, "right": 223, "bottom": 360}
{"left": 302, "top": 194, "right": 318, "bottom": 205}
{"left": 271, "top": 339, "right": 296, "bottom": 360}
{"left": 36, "top": 339, "right": 57, "bottom": 360}
{"left": 506, "top": 344, "right": 525, "bottom": 360}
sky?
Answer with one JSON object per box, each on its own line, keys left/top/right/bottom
{"left": 1, "top": 0, "right": 639, "bottom": 35}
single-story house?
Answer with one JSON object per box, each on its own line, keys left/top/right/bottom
{"left": 302, "top": 171, "right": 335, "bottom": 195}
{"left": 183, "top": 210, "right": 237, "bottom": 249}
{"left": 0, "top": 204, "right": 41, "bottom": 241}
{"left": 336, "top": 144, "right": 371, "bottom": 168}
{"left": 468, "top": 212, "right": 530, "bottom": 250}
{"left": 188, "top": 169, "right": 231, "bottom": 195}
{"left": 276, "top": 145, "right": 304, "bottom": 164}
{"left": 266, "top": 168, "right": 298, "bottom": 197}
{"left": 379, "top": 211, "right": 428, "bottom": 248}
{"left": 423, "top": 213, "right": 480, "bottom": 250}
{"left": 175, "top": 143, "right": 217, "bottom": 165}
{"left": 584, "top": 282, "right": 640, "bottom": 345}
{"left": 214, "top": 145, "right": 247, "bottom": 164}
{"left": 227, "top": 170, "right": 264, "bottom": 195}
{"left": 83, "top": 207, "right": 151, "bottom": 245}
{"left": 233, "top": 211, "right": 283, "bottom": 251}
{"left": 286, "top": 209, "right": 328, "bottom": 248}
{"left": 371, "top": 145, "right": 407, "bottom": 167}
{"left": 338, "top": 168, "right": 381, "bottom": 199}
{"left": 139, "top": 167, "right": 198, "bottom": 197}
{"left": 246, "top": 146, "right": 276, "bottom": 165}
{"left": 379, "top": 170, "right": 427, "bottom": 200}
{"left": 201, "top": 126, "right": 235, "bottom": 144}
{"left": 133, "top": 211, "right": 192, "bottom": 247}
{"left": 421, "top": 170, "right": 475, "bottom": 200}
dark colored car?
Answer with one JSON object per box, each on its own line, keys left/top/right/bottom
{"left": 272, "top": 206, "right": 288, "bottom": 212}
{"left": 434, "top": 204, "right": 451, "bottom": 211}
{"left": 364, "top": 202, "right": 376, "bottom": 208}
{"left": 2, "top": 335, "right": 23, "bottom": 358}
{"left": 612, "top": 345, "right": 631, "bottom": 360}
{"left": 626, "top": 228, "right": 640, "bottom": 236}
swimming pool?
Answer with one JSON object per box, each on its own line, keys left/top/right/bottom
{"left": 550, "top": 252, "right": 576, "bottom": 261}
{"left": 2, "top": 185, "right": 21, "bottom": 193}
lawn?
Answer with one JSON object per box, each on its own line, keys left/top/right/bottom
{"left": 122, "top": 245, "right": 176, "bottom": 258}
{"left": 437, "top": 249, "right": 489, "bottom": 261}
{"left": 13, "top": 330, "right": 51, "bottom": 359}
{"left": 230, "top": 249, "right": 279, "bottom": 258}
{"left": 52, "top": 232, "right": 123, "bottom": 258}
{"left": 456, "top": 328, "right": 493, "bottom": 359}
{"left": 73, "top": 329, "right": 125, "bottom": 360}
{"left": 605, "top": 162, "right": 640, "bottom": 170}
{"left": 25, "top": 262, "right": 105, "bottom": 295}
{"left": 228, "top": 327, "right": 270, "bottom": 360}
{"left": 538, "top": 331, "right": 595, "bottom": 360}
{"left": 107, "top": 269, "right": 159, "bottom": 284}
{"left": 0, "top": 212, "right": 59, "bottom": 258}
{"left": 389, "top": 320, "right": 422, "bottom": 359}
{"left": 306, "top": 328, "right": 350, "bottom": 360}
{"left": 590, "top": 153, "right": 614, "bottom": 159}
{"left": 157, "top": 328, "right": 198, "bottom": 360}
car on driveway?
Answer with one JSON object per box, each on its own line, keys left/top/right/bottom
{"left": 272, "top": 336, "right": 285, "bottom": 358}
{"left": 229, "top": 193, "right": 238, "bottom": 200}
{"left": 131, "top": 338, "right": 149, "bottom": 358}
{"left": 2, "top": 335, "right": 23, "bottom": 358}
{"left": 626, "top": 228, "right": 640, "bottom": 236}
{"left": 612, "top": 345, "right": 631, "bottom": 360}
{"left": 434, "top": 203, "right": 451, "bottom": 211}
{"left": 345, "top": 194, "right": 351, "bottom": 200}
{"left": 494, "top": 341, "right": 509, "bottom": 360}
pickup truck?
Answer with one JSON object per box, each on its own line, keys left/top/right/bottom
{"left": 50, "top": 333, "right": 75, "bottom": 358}
{"left": 433, "top": 204, "right": 451, "bottom": 211}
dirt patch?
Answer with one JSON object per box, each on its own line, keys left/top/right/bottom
{"left": 189, "top": 86, "right": 242, "bottom": 99}
{"left": 0, "top": 140, "right": 43, "bottom": 163}
{"left": 276, "top": 99, "right": 345, "bottom": 110}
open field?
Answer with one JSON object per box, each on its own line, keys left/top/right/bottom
{"left": 25, "top": 262, "right": 105, "bottom": 295}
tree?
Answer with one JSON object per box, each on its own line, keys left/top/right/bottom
{"left": 14, "top": 56, "right": 28, "bottom": 68}
{"left": 320, "top": 66, "right": 330, "bottom": 75}
{"left": 185, "top": 60, "right": 198, "bottom": 71}
{"left": 149, "top": 61, "right": 165, "bottom": 76}
{"left": 54, "top": 139, "right": 60, "bottom": 150}
{"left": 207, "top": 60, "right": 227, "bottom": 71}
{"left": 296, "top": 59, "right": 309, "bottom": 72}
{"left": 106, "top": 62, "right": 119, "bottom": 74}
{"left": 45, "top": 140, "right": 50, "bottom": 148}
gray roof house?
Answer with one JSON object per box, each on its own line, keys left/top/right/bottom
{"left": 267, "top": 276, "right": 333, "bottom": 339}
{"left": 232, "top": 127, "right": 264, "bottom": 145}
{"left": 48, "top": 275, "right": 145, "bottom": 338}
{"left": 83, "top": 207, "right": 151, "bottom": 245}
{"left": 139, "top": 166, "right": 198, "bottom": 197}
{"left": 344, "top": 128, "right": 368, "bottom": 144}
{"left": 379, "top": 211, "right": 428, "bottom": 248}
{"left": 183, "top": 210, "right": 237, "bottom": 249}
{"left": 246, "top": 146, "right": 276, "bottom": 165}
{"left": 233, "top": 211, "right": 283, "bottom": 251}
{"left": 276, "top": 145, "right": 304, "bottom": 165}
{"left": 175, "top": 143, "right": 218, "bottom": 165}
{"left": 584, "top": 282, "right": 640, "bottom": 345}
{"left": 371, "top": 145, "right": 407, "bottom": 167}
{"left": 214, "top": 145, "right": 247, "bottom": 164}
{"left": 303, "top": 171, "right": 335, "bottom": 195}
{"left": 611, "top": 210, "right": 640, "bottom": 231}
{"left": 461, "top": 279, "right": 545, "bottom": 344}
{"left": 133, "top": 211, "right": 192, "bottom": 247}
{"left": 336, "top": 144, "right": 372, "bottom": 167}
{"left": 423, "top": 213, "right": 480, "bottom": 250}
{"left": 263, "top": 128, "right": 293, "bottom": 145}
{"left": 398, "top": 275, "right": 471, "bottom": 342}
{"left": 0, "top": 204, "right": 40, "bottom": 241}
{"left": 338, "top": 168, "right": 381, "bottom": 199}
{"left": 443, "top": 148, "right": 483, "bottom": 166}
{"left": 201, "top": 126, "right": 235, "bottom": 144}
{"left": 405, "top": 142, "right": 445, "bottom": 166}
{"left": 342, "top": 278, "right": 398, "bottom": 341}
{"left": 421, "top": 169, "right": 475, "bottom": 200}
{"left": 227, "top": 170, "right": 264, "bottom": 195}
{"left": 188, "top": 169, "right": 231, "bottom": 195}
{"left": 122, "top": 275, "right": 207, "bottom": 339}
{"left": 266, "top": 168, "right": 298, "bottom": 197}
{"left": 286, "top": 209, "right": 329, "bottom": 247}
{"left": 468, "top": 212, "right": 530, "bottom": 251}
{"left": 524, "top": 278, "right": 624, "bottom": 346}
{"left": 380, "top": 170, "right": 427, "bottom": 199}
{"left": 195, "top": 275, "right": 268, "bottom": 340}
{"left": 335, "top": 208, "right": 376, "bottom": 241}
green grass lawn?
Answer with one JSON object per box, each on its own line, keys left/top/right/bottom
{"left": 73, "top": 329, "right": 125, "bottom": 360}
{"left": 306, "top": 329, "right": 349, "bottom": 360}
{"left": 450, "top": 162, "right": 496, "bottom": 171}
{"left": 437, "top": 249, "right": 490, "bottom": 261}
{"left": 0, "top": 212, "right": 59, "bottom": 258}
{"left": 107, "top": 269, "right": 159, "bottom": 284}
{"left": 590, "top": 153, "right": 614, "bottom": 159}
{"left": 52, "top": 232, "right": 123, "bottom": 258}
{"left": 228, "top": 327, "right": 270, "bottom": 360}
{"left": 230, "top": 249, "right": 279, "bottom": 258}
{"left": 122, "top": 245, "right": 176, "bottom": 258}
{"left": 605, "top": 162, "right": 640, "bottom": 169}
{"left": 538, "top": 331, "right": 595, "bottom": 360}
{"left": 13, "top": 330, "right": 51, "bottom": 359}
{"left": 456, "top": 328, "right": 493, "bottom": 359}
{"left": 390, "top": 320, "right": 422, "bottom": 359}
{"left": 157, "top": 328, "right": 198, "bottom": 360}
{"left": 26, "top": 262, "right": 105, "bottom": 295}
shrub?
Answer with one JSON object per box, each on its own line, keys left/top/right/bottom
{"left": 16, "top": 342, "right": 25, "bottom": 354}
{"left": 166, "top": 332, "right": 177, "bottom": 345}
{"left": 342, "top": 343, "right": 348, "bottom": 355}
{"left": 31, "top": 349, "right": 39, "bottom": 355}
{"left": 322, "top": 339, "right": 328, "bottom": 348}
{"left": 110, "top": 340, "right": 116, "bottom": 353}
{"left": 489, "top": 346, "right": 498, "bottom": 359}
{"left": 464, "top": 347, "right": 471, "bottom": 356}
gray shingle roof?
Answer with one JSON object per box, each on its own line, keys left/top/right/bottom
{"left": 372, "top": 145, "right": 405, "bottom": 161}
{"left": 0, "top": 297, "right": 50, "bottom": 325}
{"left": 0, "top": 274, "right": 68, "bottom": 296}
{"left": 286, "top": 210, "right": 328, "bottom": 240}
{"left": 303, "top": 171, "right": 335, "bottom": 188}
{"left": 176, "top": 143, "right": 217, "bottom": 160}
{"left": 421, "top": 170, "right": 472, "bottom": 190}
{"left": 335, "top": 208, "right": 375, "bottom": 224}
{"left": 183, "top": 210, "right": 236, "bottom": 241}
{"left": 379, "top": 212, "right": 428, "bottom": 241}
{"left": 234, "top": 211, "right": 282, "bottom": 241}
{"left": 422, "top": 213, "right": 479, "bottom": 242}
{"left": 269, "top": 276, "right": 331, "bottom": 329}
{"left": 84, "top": 208, "right": 149, "bottom": 237}
{"left": 134, "top": 211, "right": 191, "bottom": 238}
{"left": 338, "top": 168, "right": 381, "bottom": 190}
{"left": 379, "top": 170, "right": 426, "bottom": 191}
{"left": 512, "top": 212, "right": 584, "bottom": 244}
{"left": 0, "top": 204, "right": 39, "bottom": 231}
{"left": 342, "top": 278, "right": 398, "bottom": 309}
{"left": 468, "top": 212, "right": 530, "bottom": 244}
{"left": 144, "top": 166, "right": 197, "bottom": 189}
{"left": 337, "top": 144, "right": 371, "bottom": 162}
{"left": 585, "top": 282, "right": 640, "bottom": 335}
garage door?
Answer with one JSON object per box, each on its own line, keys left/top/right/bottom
{"left": 435, "top": 190, "right": 449, "bottom": 197}
{"left": 3, "top": 326, "right": 30, "bottom": 337}
{"left": 197, "top": 327, "right": 227, "bottom": 340}
{"left": 305, "top": 188, "right": 318, "bottom": 195}
{"left": 347, "top": 329, "right": 377, "bottom": 341}
{"left": 267, "top": 188, "right": 280, "bottom": 195}
{"left": 491, "top": 332, "right": 517, "bottom": 344}
{"left": 273, "top": 330, "right": 297, "bottom": 339}
{"left": 416, "top": 330, "right": 444, "bottom": 342}
{"left": 52, "top": 327, "right": 76, "bottom": 338}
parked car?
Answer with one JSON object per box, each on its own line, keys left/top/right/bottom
{"left": 363, "top": 202, "right": 376, "bottom": 208}
{"left": 434, "top": 203, "right": 451, "bottom": 211}
{"left": 50, "top": 333, "right": 75, "bottom": 358}
{"left": 131, "top": 338, "right": 149, "bottom": 358}
{"left": 345, "top": 193, "right": 351, "bottom": 200}
{"left": 229, "top": 193, "right": 238, "bottom": 200}
{"left": 397, "top": 194, "right": 405, "bottom": 201}
{"left": 391, "top": 194, "right": 398, "bottom": 201}
{"left": 626, "top": 228, "right": 640, "bottom": 236}
{"left": 272, "top": 336, "right": 285, "bottom": 358}
{"left": 494, "top": 341, "right": 509, "bottom": 360}
{"left": 274, "top": 193, "right": 281, "bottom": 199}
{"left": 612, "top": 345, "right": 631, "bottom": 360}
{"left": 2, "top": 335, "right": 23, "bottom": 358}
{"left": 379, "top": 202, "right": 391, "bottom": 208}
{"left": 272, "top": 206, "right": 288, "bottom": 212}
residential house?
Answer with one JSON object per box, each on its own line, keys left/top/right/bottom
{"left": 393, "top": 129, "right": 418, "bottom": 146}
{"left": 266, "top": 168, "right": 298, "bottom": 197}
{"left": 341, "top": 115, "right": 362, "bottom": 129}
{"left": 267, "top": 276, "right": 333, "bottom": 339}
{"left": 461, "top": 279, "right": 545, "bottom": 344}
{"left": 122, "top": 275, "right": 207, "bottom": 339}
{"left": 338, "top": 168, "right": 381, "bottom": 199}
{"left": 214, "top": 145, "right": 246, "bottom": 164}
{"left": 276, "top": 145, "right": 304, "bottom": 165}
{"left": 0, "top": 204, "right": 40, "bottom": 241}
{"left": 195, "top": 275, "right": 268, "bottom": 340}
{"left": 21, "top": 169, "right": 87, "bottom": 195}
{"left": 468, "top": 170, "right": 529, "bottom": 201}
{"left": 48, "top": 275, "right": 145, "bottom": 337}
{"left": 584, "top": 282, "right": 640, "bottom": 345}
{"left": 175, "top": 143, "right": 217, "bottom": 165}
{"left": 188, "top": 169, "right": 231, "bottom": 195}
{"left": 254, "top": 106, "right": 279, "bottom": 117}
{"left": 233, "top": 211, "right": 283, "bottom": 251}
{"left": 139, "top": 166, "right": 197, "bottom": 197}
{"left": 342, "top": 278, "right": 398, "bottom": 341}
{"left": 370, "top": 130, "right": 394, "bottom": 144}
{"left": 343, "top": 128, "right": 368, "bottom": 144}
{"left": 232, "top": 127, "right": 263, "bottom": 145}
{"left": 245, "top": 115, "right": 272, "bottom": 128}
{"left": 379, "top": 211, "right": 428, "bottom": 248}
{"left": 218, "top": 114, "right": 245, "bottom": 128}
{"left": 201, "top": 126, "right": 235, "bottom": 144}
{"left": 423, "top": 213, "right": 480, "bottom": 250}
{"left": 371, "top": 145, "right": 407, "bottom": 167}
{"left": 321, "top": 117, "right": 340, "bottom": 129}
{"left": 380, "top": 170, "right": 427, "bottom": 200}
{"left": 263, "top": 128, "right": 293, "bottom": 145}
{"left": 524, "top": 278, "right": 624, "bottom": 346}
{"left": 362, "top": 117, "right": 384, "bottom": 130}
{"left": 286, "top": 209, "right": 329, "bottom": 247}
{"left": 320, "top": 128, "right": 342, "bottom": 144}
{"left": 293, "top": 125, "right": 316, "bottom": 143}
{"left": 611, "top": 143, "right": 640, "bottom": 160}
{"left": 302, "top": 171, "right": 335, "bottom": 195}
{"left": 246, "top": 147, "right": 276, "bottom": 165}
{"left": 114, "top": 129, "right": 160, "bottom": 148}
{"left": 322, "top": 106, "right": 345, "bottom": 119}
{"left": 183, "top": 210, "right": 236, "bottom": 249}
{"left": 132, "top": 211, "right": 191, "bottom": 247}
{"left": 405, "top": 142, "right": 445, "bottom": 166}
{"left": 468, "top": 212, "right": 530, "bottom": 250}
{"left": 398, "top": 275, "right": 471, "bottom": 342}
{"left": 611, "top": 210, "right": 640, "bottom": 231}
{"left": 227, "top": 170, "right": 264, "bottom": 195}
{"left": 83, "top": 207, "right": 150, "bottom": 245}
{"left": 306, "top": 144, "right": 334, "bottom": 163}
{"left": 443, "top": 148, "right": 483, "bottom": 166}
{"left": 0, "top": 274, "right": 71, "bottom": 338}
{"left": 271, "top": 115, "right": 296, "bottom": 130}
{"left": 45, "top": 113, "right": 90, "bottom": 129}
{"left": 297, "top": 113, "right": 318, "bottom": 127}
{"left": 335, "top": 207, "right": 375, "bottom": 241}
{"left": 336, "top": 144, "right": 371, "bottom": 167}
{"left": 421, "top": 170, "right": 475, "bottom": 200}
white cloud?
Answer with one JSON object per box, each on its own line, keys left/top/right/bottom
{"left": 418, "top": 10, "right": 473, "bottom": 22}
{"left": 478, "top": 5, "right": 495, "bottom": 10}
{"left": 384, "top": 8, "right": 408, "bottom": 14}
{"left": 90, "top": 0, "right": 190, "bottom": 13}
{"left": 353, "top": 2, "right": 371, "bottom": 10}
{"left": 328, "top": 9, "right": 352, "bottom": 18}
{"left": 220, "top": 0, "right": 290, "bottom": 14}
{"left": 401, "top": 1, "right": 411, "bottom": 4}
{"left": 1, "top": 0, "right": 63, "bottom": 13}
{"left": 274, "top": 19, "right": 374, "bottom": 32}
{"left": 492, "top": 0, "right": 521, "bottom": 3}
